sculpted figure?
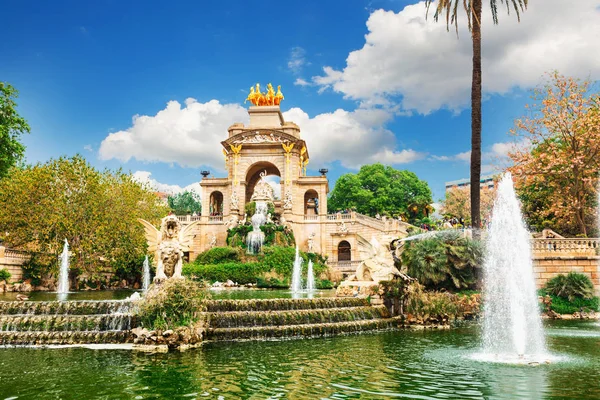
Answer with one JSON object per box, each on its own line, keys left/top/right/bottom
{"left": 307, "top": 232, "right": 315, "bottom": 253}
{"left": 275, "top": 85, "right": 284, "bottom": 105}
{"left": 138, "top": 214, "right": 199, "bottom": 282}
{"left": 225, "top": 214, "right": 239, "bottom": 229}
{"left": 349, "top": 235, "right": 403, "bottom": 283}
{"left": 266, "top": 83, "right": 275, "bottom": 105}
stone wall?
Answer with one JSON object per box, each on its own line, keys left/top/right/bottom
{"left": 533, "top": 256, "right": 600, "bottom": 294}
{"left": 0, "top": 246, "right": 28, "bottom": 282}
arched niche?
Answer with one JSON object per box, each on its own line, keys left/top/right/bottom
{"left": 304, "top": 189, "right": 319, "bottom": 215}
{"left": 338, "top": 240, "right": 351, "bottom": 261}
{"left": 209, "top": 191, "right": 224, "bottom": 215}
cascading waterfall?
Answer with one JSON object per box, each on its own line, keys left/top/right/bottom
{"left": 291, "top": 247, "right": 303, "bottom": 294}
{"left": 246, "top": 201, "right": 267, "bottom": 254}
{"left": 57, "top": 239, "right": 70, "bottom": 301}
{"left": 478, "top": 173, "right": 548, "bottom": 363}
{"left": 306, "top": 260, "right": 316, "bottom": 292}
{"left": 142, "top": 255, "right": 150, "bottom": 291}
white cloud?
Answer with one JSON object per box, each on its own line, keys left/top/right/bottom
{"left": 312, "top": 0, "right": 600, "bottom": 114}
{"left": 288, "top": 46, "right": 309, "bottom": 74}
{"left": 83, "top": 144, "right": 93, "bottom": 152}
{"left": 132, "top": 171, "right": 201, "bottom": 198}
{"left": 263, "top": 175, "right": 282, "bottom": 199}
{"left": 99, "top": 99, "right": 248, "bottom": 169}
{"left": 294, "top": 78, "right": 310, "bottom": 87}
{"left": 282, "top": 107, "right": 424, "bottom": 168}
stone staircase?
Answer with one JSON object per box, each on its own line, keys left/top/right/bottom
{"left": 0, "top": 300, "right": 135, "bottom": 345}
{"left": 204, "top": 297, "right": 399, "bottom": 341}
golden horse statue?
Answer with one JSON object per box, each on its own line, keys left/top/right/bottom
{"left": 246, "top": 83, "right": 284, "bottom": 106}
{"left": 275, "top": 85, "right": 284, "bottom": 105}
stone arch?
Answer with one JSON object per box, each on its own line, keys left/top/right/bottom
{"left": 209, "top": 191, "right": 224, "bottom": 215}
{"left": 304, "top": 189, "right": 319, "bottom": 215}
{"left": 338, "top": 240, "right": 351, "bottom": 261}
{"left": 244, "top": 161, "right": 282, "bottom": 205}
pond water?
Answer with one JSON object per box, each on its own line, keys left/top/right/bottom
{"left": 1, "top": 320, "right": 599, "bottom": 399}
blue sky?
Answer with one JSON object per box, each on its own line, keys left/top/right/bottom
{"left": 3, "top": 0, "right": 600, "bottom": 201}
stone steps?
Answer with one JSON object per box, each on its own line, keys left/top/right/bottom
{"left": 206, "top": 317, "right": 401, "bottom": 341}
{"left": 0, "top": 314, "right": 136, "bottom": 332}
{"left": 205, "top": 297, "right": 369, "bottom": 312}
{"left": 0, "top": 330, "right": 131, "bottom": 345}
{"left": 0, "top": 300, "right": 134, "bottom": 316}
{"left": 207, "top": 306, "right": 389, "bottom": 328}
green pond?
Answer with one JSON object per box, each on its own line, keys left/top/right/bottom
{"left": 1, "top": 320, "right": 599, "bottom": 399}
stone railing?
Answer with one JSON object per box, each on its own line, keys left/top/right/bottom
{"left": 531, "top": 238, "right": 600, "bottom": 256}
{"left": 328, "top": 260, "right": 362, "bottom": 275}
{"left": 4, "top": 249, "right": 30, "bottom": 261}
{"left": 208, "top": 215, "right": 223, "bottom": 223}
{"left": 326, "top": 212, "right": 355, "bottom": 221}
{"left": 176, "top": 215, "right": 202, "bottom": 223}
{"left": 304, "top": 215, "right": 319, "bottom": 221}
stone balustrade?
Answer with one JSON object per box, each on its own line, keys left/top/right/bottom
{"left": 531, "top": 238, "right": 599, "bottom": 255}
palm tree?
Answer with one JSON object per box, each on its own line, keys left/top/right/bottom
{"left": 425, "top": 0, "right": 528, "bottom": 233}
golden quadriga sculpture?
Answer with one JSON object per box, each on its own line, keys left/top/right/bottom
{"left": 245, "top": 83, "right": 284, "bottom": 106}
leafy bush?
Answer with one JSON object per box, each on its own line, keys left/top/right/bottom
{"left": 401, "top": 232, "right": 483, "bottom": 290}
{"left": 244, "top": 201, "right": 275, "bottom": 218}
{"left": 0, "top": 268, "right": 11, "bottom": 282}
{"left": 257, "top": 276, "right": 289, "bottom": 288}
{"left": 226, "top": 223, "right": 295, "bottom": 249}
{"left": 539, "top": 289, "right": 599, "bottom": 314}
{"left": 545, "top": 272, "right": 595, "bottom": 302}
{"left": 316, "top": 279, "right": 334, "bottom": 289}
{"left": 194, "top": 247, "right": 241, "bottom": 264}
{"left": 21, "top": 253, "right": 54, "bottom": 286}
{"left": 137, "top": 279, "right": 210, "bottom": 330}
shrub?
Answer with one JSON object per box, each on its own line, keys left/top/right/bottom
{"left": 257, "top": 276, "right": 289, "bottom": 288}
{"left": 183, "top": 262, "right": 265, "bottom": 284}
{"left": 194, "top": 247, "right": 241, "bottom": 264}
{"left": 0, "top": 268, "right": 11, "bottom": 282}
{"left": 137, "top": 279, "right": 210, "bottom": 330}
{"left": 401, "top": 232, "right": 483, "bottom": 291}
{"left": 316, "top": 279, "right": 334, "bottom": 289}
{"left": 21, "top": 253, "right": 54, "bottom": 286}
{"left": 545, "top": 272, "right": 595, "bottom": 302}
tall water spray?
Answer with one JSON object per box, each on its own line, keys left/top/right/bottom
{"left": 306, "top": 260, "right": 316, "bottom": 292}
{"left": 481, "top": 173, "right": 547, "bottom": 362}
{"left": 291, "top": 247, "right": 303, "bottom": 293}
{"left": 246, "top": 201, "right": 267, "bottom": 254}
{"left": 57, "top": 239, "right": 70, "bottom": 300}
{"left": 142, "top": 255, "right": 150, "bottom": 291}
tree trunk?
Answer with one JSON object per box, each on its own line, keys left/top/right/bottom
{"left": 470, "top": 0, "right": 483, "bottom": 235}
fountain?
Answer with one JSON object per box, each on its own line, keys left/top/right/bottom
{"left": 246, "top": 201, "right": 267, "bottom": 254}
{"left": 57, "top": 239, "right": 70, "bottom": 301}
{"left": 306, "top": 260, "right": 315, "bottom": 292}
{"left": 291, "top": 247, "right": 303, "bottom": 294}
{"left": 478, "top": 172, "right": 548, "bottom": 363}
{"left": 142, "top": 255, "right": 150, "bottom": 291}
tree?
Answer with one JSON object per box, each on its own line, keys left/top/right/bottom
{"left": 168, "top": 190, "right": 201, "bottom": 215}
{"left": 328, "top": 163, "right": 433, "bottom": 222}
{"left": 0, "top": 82, "right": 30, "bottom": 178}
{"left": 425, "top": 0, "right": 528, "bottom": 231}
{"left": 508, "top": 72, "right": 600, "bottom": 236}
{"left": 442, "top": 186, "right": 496, "bottom": 224}
{"left": 0, "top": 155, "right": 169, "bottom": 280}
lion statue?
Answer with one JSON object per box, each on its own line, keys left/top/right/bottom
{"left": 139, "top": 214, "right": 199, "bottom": 282}
{"left": 348, "top": 235, "right": 409, "bottom": 283}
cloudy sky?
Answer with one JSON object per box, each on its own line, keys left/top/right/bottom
{"left": 3, "top": 0, "right": 600, "bottom": 200}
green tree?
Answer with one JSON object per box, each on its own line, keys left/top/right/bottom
{"left": 328, "top": 163, "right": 432, "bottom": 222}
{"left": 168, "top": 190, "right": 201, "bottom": 215}
{"left": 0, "top": 155, "right": 168, "bottom": 279}
{"left": 0, "top": 82, "right": 30, "bottom": 178}
{"left": 425, "top": 0, "right": 528, "bottom": 230}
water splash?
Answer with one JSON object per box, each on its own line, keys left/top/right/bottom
{"left": 57, "top": 239, "right": 70, "bottom": 301}
{"left": 291, "top": 247, "right": 303, "bottom": 294}
{"left": 246, "top": 201, "right": 267, "bottom": 254}
{"left": 479, "top": 173, "right": 548, "bottom": 363}
{"left": 142, "top": 255, "right": 150, "bottom": 291}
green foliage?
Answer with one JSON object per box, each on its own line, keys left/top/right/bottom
{"left": 316, "top": 279, "right": 334, "bottom": 289}
{"left": 0, "top": 82, "right": 31, "bottom": 179}
{"left": 327, "top": 163, "right": 433, "bottom": 223}
{"left": 226, "top": 223, "right": 295, "bottom": 249}
{"left": 194, "top": 247, "right": 241, "bottom": 264}
{"left": 405, "top": 284, "right": 459, "bottom": 318}
{"left": 539, "top": 289, "right": 599, "bottom": 314}
{"left": 0, "top": 155, "right": 169, "bottom": 278}
{"left": 184, "top": 245, "right": 328, "bottom": 287}
{"left": 245, "top": 201, "right": 275, "bottom": 217}
{"left": 545, "top": 272, "right": 595, "bottom": 302}
{"left": 21, "top": 253, "right": 54, "bottom": 286}
{"left": 401, "top": 232, "right": 483, "bottom": 290}
{"left": 257, "top": 276, "right": 289, "bottom": 288}
{"left": 113, "top": 253, "right": 151, "bottom": 283}
{"left": 168, "top": 191, "right": 201, "bottom": 215}
{"left": 0, "top": 268, "right": 11, "bottom": 282}
{"left": 137, "top": 279, "right": 210, "bottom": 330}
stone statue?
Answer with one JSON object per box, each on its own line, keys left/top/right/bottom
{"left": 338, "top": 221, "right": 349, "bottom": 236}
{"left": 251, "top": 170, "right": 275, "bottom": 202}
{"left": 283, "top": 189, "right": 293, "bottom": 210}
{"left": 266, "top": 213, "right": 273, "bottom": 224}
{"left": 239, "top": 213, "right": 247, "bottom": 225}
{"left": 307, "top": 232, "right": 315, "bottom": 253}
{"left": 138, "top": 214, "right": 199, "bottom": 282}
{"left": 230, "top": 190, "right": 239, "bottom": 210}
{"left": 349, "top": 235, "right": 404, "bottom": 283}
{"left": 225, "top": 214, "right": 239, "bottom": 229}
{"left": 209, "top": 233, "right": 217, "bottom": 248}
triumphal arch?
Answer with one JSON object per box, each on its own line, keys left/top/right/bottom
{"left": 179, "top": 84, "right": 411, "bottom": 273}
